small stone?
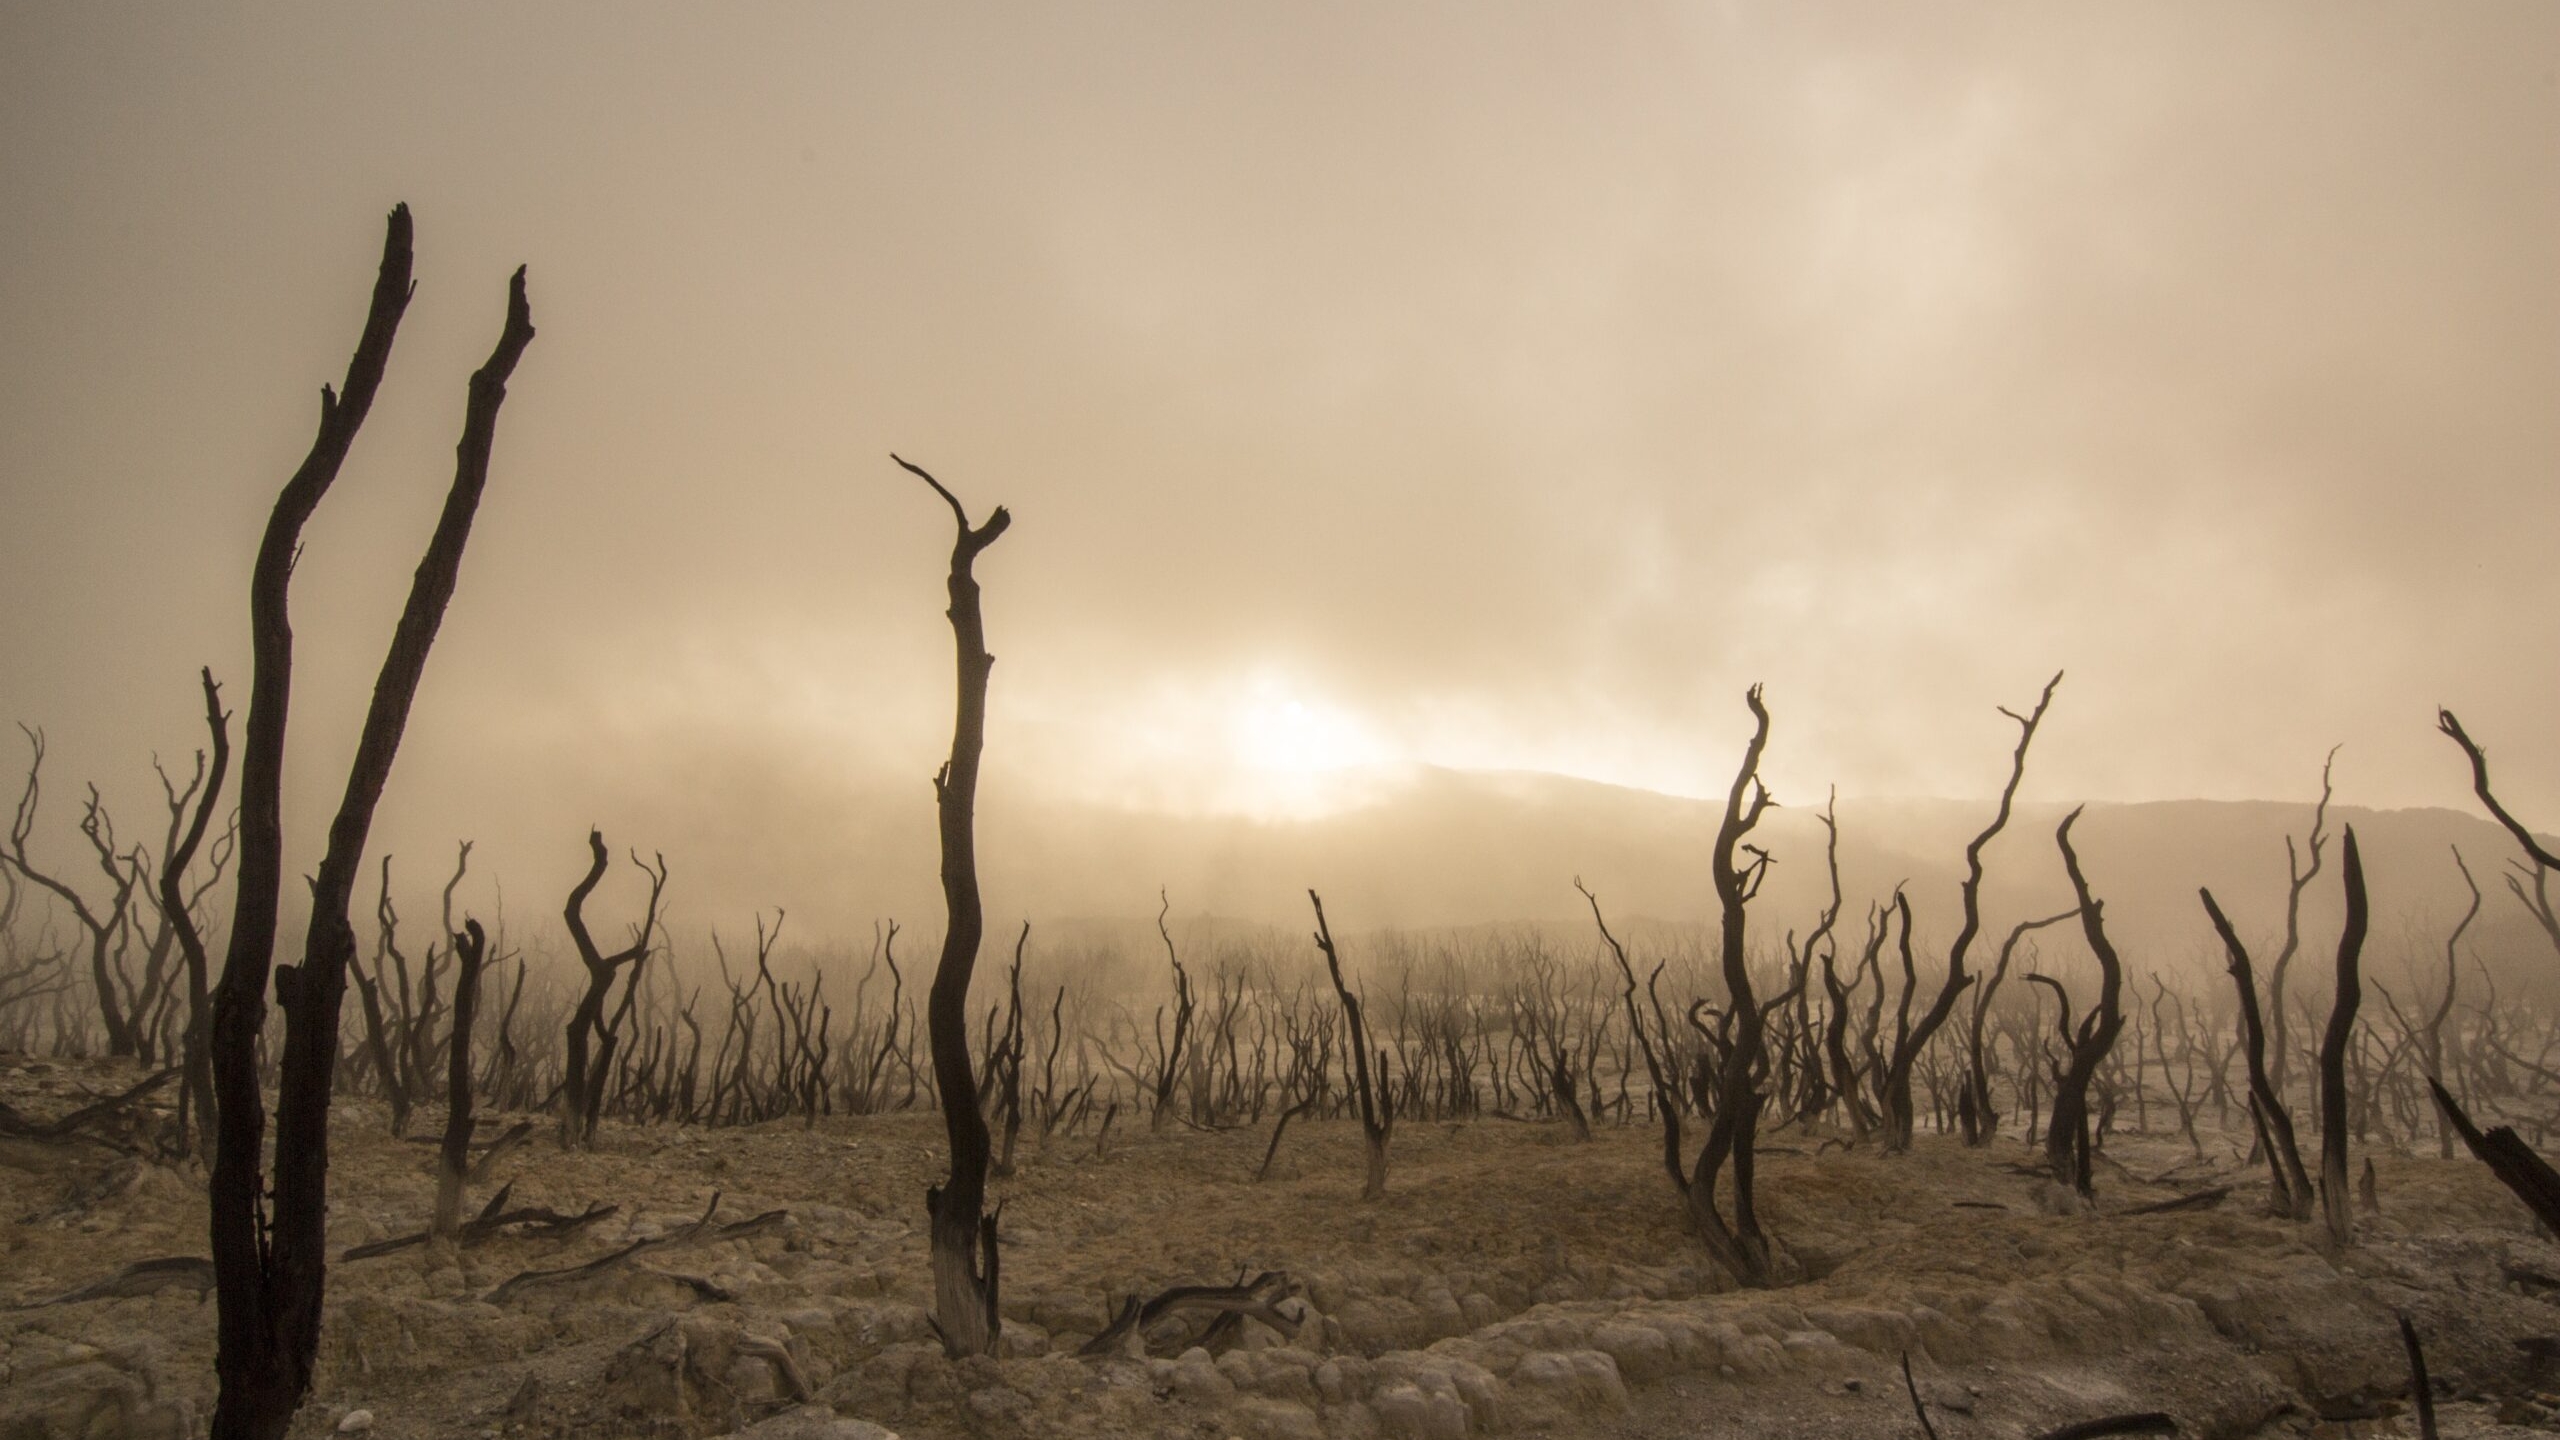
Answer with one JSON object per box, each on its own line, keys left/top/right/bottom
{"left": 338, "top": 1411, "right": 377, "bottom": 1434}
{"left": 1843, "top": 1379, "right": 1863, "bottom": 1394}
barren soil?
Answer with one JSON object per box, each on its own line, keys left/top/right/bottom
{"left": 5, "top": 1054, "right": 2556, "bottom": 1440}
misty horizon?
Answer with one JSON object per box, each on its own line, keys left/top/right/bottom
{"left": 4, "top": 3, "right": 2554, "bottom": 954}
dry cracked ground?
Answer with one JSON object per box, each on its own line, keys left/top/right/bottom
{"left": 4, "top": 1053, "right": 2557, "bottom": 1440}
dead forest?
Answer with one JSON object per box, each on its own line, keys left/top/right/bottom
{"left": 5, "top": 207, "right": 2560, "bottom": 1440}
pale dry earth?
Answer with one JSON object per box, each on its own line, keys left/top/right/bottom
{"left": 3, "top": 1054, "right": 2555, "bottom": 1440}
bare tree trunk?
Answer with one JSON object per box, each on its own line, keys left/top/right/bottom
{"left": 1311, "top": 891, "right": 1391, "bottom": 1199}
{"left": 1688, "top": 684, "right": 1779, "bottom": 1286}
{"left": 897, "top": 454, "right": 1010, "bottom": 1359}
{"left": 559, "top": 830, "right": 667, "bottom": 1147}
{"left": 2047, "top": 808, "right": 2127, "bottom": 1200}
{"left": 2317, "top": 827, "right": 2368, "bottom": 1248}
{"left": 432, "top": 919, "right": 488, "bottom": 1237}
{"left": 2201, "top": 887, "right": 2313, "bottom": 1218}
{"left": 209, "top": 208, "right": 533, "bottom": 1440}
{"left": 159, "top": 670, "right": 230, "bottom": 1161}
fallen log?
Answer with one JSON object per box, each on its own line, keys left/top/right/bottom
{"left": 0, "top": 1068, "right": 180, "bottom": 1143}
{"left": 2118, "top": 1185, "right": 2232, "bottom": 1217}
{"left": 1078, "top": 1270, "right": 1298, "bottom": 1357}
{"left": 480, "top": 1191, "right": 779, "bottom": 1303}
{"left": 8, "top": 1255, "right": 214, "bottom": 1309}
{"left": 2035, "top": 1415, "right": 2176, "bottom": 1440}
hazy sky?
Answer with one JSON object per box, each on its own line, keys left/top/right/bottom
{"left": 2, "top": 4, "right": 2553, "bottom": 931}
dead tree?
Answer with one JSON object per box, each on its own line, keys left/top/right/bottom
{"left": 1149, "top": 888, "right": 1196, "bottom": 1132}
{"left": 2438, "top": 709, "right": 2560, "bottom": 963}
{"left": 1960, "top": 908, "right": 2077, "bottom": 1145}
{"left": 432, "top": 918, "right": 488, "bottom": 1237}
{"left": 2315, "top": 826, "right": 2369, "bottom": 1248}
{"left": 158, "top": 670, "right": 231, "bottom": 1160}
{"left": 1879, "top": 673, "right": 2059, "bottom": 1152}
{"left": 989, "top": 923, "right": 1028, "bottom": 1177}
{"left": 0, "top": 868, "right": 75, "bottom": 1044}
{"left": 1686, "top": 684, "right": 1781, "bottom": 1286}
{"left": 898, "top": 453, "right": 1011, "bottom": 1359}
{"left": 2200, "top": 888, "right": 2313, "bottom": 1218}
{"left": 347, "top": 856, "right": 415, "bottom": 1135}
{"left": 2045, "top": 808, "right": 2127, "bottom": 1199}
{"left": 559, "top": 830, "right": 668, "bottom": 1147}
{"left": 1310, "top": 890, "right": 1391, "bottom": 1199}
{"left": 6, "top": 730, "right": 145, "bottom": 1056}
{"left": 2267, "top": 752, "right": 2338, "bottom": 1103}
{"left": 2416, "top": 848, "right": 2476, "bottom": 1158}
{"left": 208, "top": 206, "right": 533, "bottom": 1440}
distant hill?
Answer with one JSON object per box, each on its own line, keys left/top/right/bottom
{"left": 956, "top": 766, "right": 2553, "bottom": 983}
{"left": 363, "top": 739, "right": 2556, "bottom": 988}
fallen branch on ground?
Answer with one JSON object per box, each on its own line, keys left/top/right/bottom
{"left": 0, "top": 1068, "right": 180, "bottom": 1143}
{"left": 8, "top": 1256, "right": 214, "bottom": 1309}
{"left": 1078, "top": 1270, "right": 1298, "bottom": 1357}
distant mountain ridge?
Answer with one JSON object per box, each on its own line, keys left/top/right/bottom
{"left": 965, "top": 765, "right": 2553, "bottom": 978}
{"left": 370, "top": 741, "right": 2556, "bottom": 983}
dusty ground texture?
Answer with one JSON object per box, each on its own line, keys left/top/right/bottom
{"left": 4, "top": 1054, "right": 2556, "bottom": 1440}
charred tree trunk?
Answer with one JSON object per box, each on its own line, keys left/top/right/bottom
{"left": 898, "top": 454, "right": 1010, "bottom": 1359}
{"left": 1150, "top": 889, "right": 1195, "bottom": 1132}
{"left": 209, "top": 209, "right": 532, "bottom": 1440}
{"left": 1689, "top": 685, "right": 1780, "bottom": 1286}
{"left": 1311, "top": 890, "right": 1391, "bottom": 1199}
{"left": 2316, "top": 827, "right": 2368, "bottom": 1248}
{"left": 2047, "top": 808, "right": 2127, "bottom": 1200}
{"left": 559, "top": 830, "right": 667, "bottom": 1148}
{"left": 991, "top": 923, "right": 1028, "bottom": 1178}
{"left": 432, "top": 919, "right": 488, "bottom": 1237}
{"left": 2431, "top": 1076, "right": 2560, "bottom": 1233}
{"left": 2266, "top": 754, "right": 2337, "bottom": 1106}
{"left": 2200, "top": 887, "right": 2313, "bottom": 1219}
{"left": 159, "top": 669, "right": 230, "bottom": 1161}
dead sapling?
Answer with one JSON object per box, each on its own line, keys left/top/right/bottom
{"left": 558, "top": 830, "right": 668, "bottom": 1147}
{"left": 156, "top": 669, "right": 232, "bottom": 1161}
{"left": 1309, "top": 890, "right": 1393, "bottom": 1200}
{"left": 2314, "top": 826, "right": 2369, "bottom": 1248}
{"left": 431, "top": 918, "right": 490, "bottom": 1238}
{"left": 2041, "top": 808, "right": 2129, "bottom": 1201}
{"left": 1878, "top": 672, "right": 2060, "bottom": 1153}
{"left": 1148, "top": 889, "right": 1197, "bottom": 1132}
{"left": 5, "top": 729, "right": 146, "bottom": 1058}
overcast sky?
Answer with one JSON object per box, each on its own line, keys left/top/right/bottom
{"left": 2, "top": 4, "right": 2553, "bottom": 930}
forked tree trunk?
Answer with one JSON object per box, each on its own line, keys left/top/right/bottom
{"left": 208, "top": 208, "right": 532, "bottom": 1440}
{"left": 1688, "top": 684, "right": 1779, "bottom": 1287}
{"left": 1879, "top": 673, "right": 2058, "bottom": 1152}
{"left": 159, "top": 668, "right": 230, "bottom": 1162}
{"left": 559, "top": 830, "right": 667, "bottom": 1147}
{"left": 2047, "top": 808, "right": 2127, "bottom": 1199}
{"left": 897, "top": 454, "right": 1010, "bottom": 1358}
